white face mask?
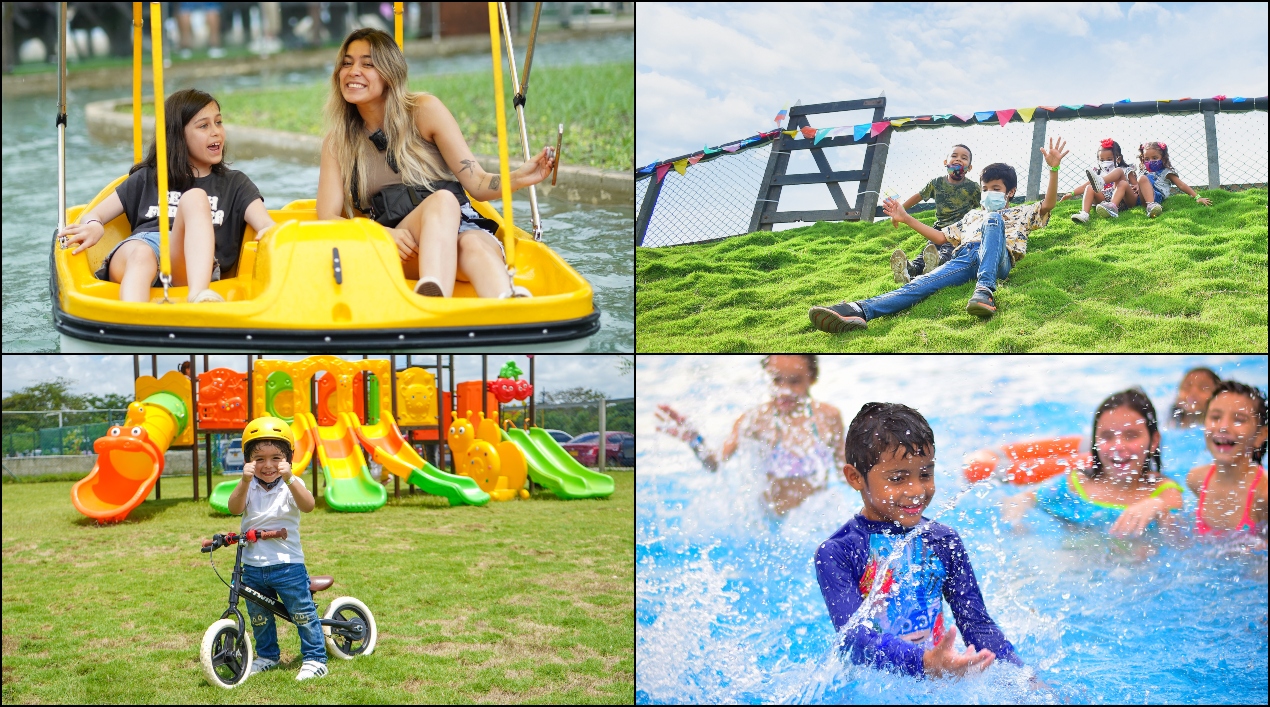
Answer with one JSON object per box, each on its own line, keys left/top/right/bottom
{"left": 981, "top": 190, "right": 1008, "bottom": 211}
{"left": 1099, "top": 160, "right": 1116, "bottom": 170}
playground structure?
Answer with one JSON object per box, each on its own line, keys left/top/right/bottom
{"left": 70, "top": 355, "right": 614, "bottom": 523}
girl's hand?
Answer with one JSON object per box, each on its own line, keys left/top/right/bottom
{"left": 388, "top": 227, "right": 418, "bottom": 260}
{"left": 60, "top": 221, "right": 106, "bottom": 255}
{"left": 1110, "top": 497, "right": 1164, "bottom": 537}
{"left": 655, "top": 404, "right": 699, "bottom": 443}
{"left": 512, "top": 146, "right": 555, "bottom": 188}
{"left": 922, "top": 626, "right": 995, "bottom": 677}
{"left": 1040, "top": 136, "right": 1069, "bottom": 169}
{"left": 1195, "top": 196, "right": 1212, "bottom": 206}
{"left": 278, "top": 461, "right": 293, "bottom": 484}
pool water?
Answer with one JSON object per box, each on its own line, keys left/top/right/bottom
{"left": 636, "top": 355, "right": 1269, "bottom": 704}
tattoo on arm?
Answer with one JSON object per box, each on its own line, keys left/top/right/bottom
{"left": 459, "top": 159, "right": 476, "bottom": 176}
{"left": 489, "top": 175, "right": 500, "bottom": 191}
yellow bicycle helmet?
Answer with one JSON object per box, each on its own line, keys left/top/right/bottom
{"left": 241, "top": 416, "right": 296, "bottom": 460}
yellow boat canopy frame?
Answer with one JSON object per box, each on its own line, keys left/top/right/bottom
{"left": 48, "top": 2, "right": 598, "bottom": 349}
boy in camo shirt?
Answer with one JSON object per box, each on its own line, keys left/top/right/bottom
{"left": 890, "top": 144, "right": 981, "bottom": 283}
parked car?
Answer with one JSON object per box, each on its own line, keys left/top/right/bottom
{"left": 543, "top": 429, "right": 573, "bottom": 444}
{"left": 221, "top": 438, "right": 244, "bottom": 473}
{"left": 620, "top": 435, "right": 634, "bottom": 467}
{"left": 561, "top": 431, "right": 634, "bottom": 467}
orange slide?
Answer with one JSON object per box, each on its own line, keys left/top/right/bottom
{"left": 71, "top": 392, "right": 188, "bottom": 523}
{"left": 963, "top": 435, "right": 1092, "bottom": 485}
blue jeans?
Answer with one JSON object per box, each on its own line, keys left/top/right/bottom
{"left": 240, "top": 563, "right": 326, "bottom": 664}
{"left": 861, "top": 212, "right": 1013, "bottom": 320}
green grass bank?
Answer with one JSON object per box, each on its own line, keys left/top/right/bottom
{"left": 1, "top": 474, "right": 633, "bottom": 703}
{"left": 121, "top": 62, "right": 633, "bottom": 172}
{"left": 636, "top": 189, "right": 1268, "bottom": 352}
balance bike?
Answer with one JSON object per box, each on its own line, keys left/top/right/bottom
{"left": 198, "top": 528, "right": 376, "bottom": 688}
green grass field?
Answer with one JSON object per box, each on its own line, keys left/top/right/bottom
{"left": 636, "top": 189, "right": 1269, "bottom": 352}
{"left": 1, "top": 473, "right": 633, "bottom": 703}
{"left": 121, "top": 62, "right": 633, "bottom": 172}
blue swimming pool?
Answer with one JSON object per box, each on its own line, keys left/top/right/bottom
{"left": 636, "top": 355, "right": 1268, "bottom": 704}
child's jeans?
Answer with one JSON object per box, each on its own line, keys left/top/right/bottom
{"left": 861, "top": 212, "right": 1012, "bottom": 320}
{"left": 240, "top": 562, "right": 327, "bottom": 664}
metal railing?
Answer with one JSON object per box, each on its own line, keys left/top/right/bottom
{"left": 636, "top": 96, "right": 1268, "bottom": 248}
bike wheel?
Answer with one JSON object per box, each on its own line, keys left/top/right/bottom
{"left": 200, "top": 618, "right": 253, "bottom": 688}
{"left": 323, "top": 596, "right": 377, "bottom": 659}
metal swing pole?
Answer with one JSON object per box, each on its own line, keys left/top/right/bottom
{"left": 55, "top": 2, "right": 68, "bottom": 246}
{"left": 498, "top": 2, "right": 544, "bottom": 241}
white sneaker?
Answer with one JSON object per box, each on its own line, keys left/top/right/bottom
{"left": 498, "top": 285, "right": 534, "bottom": 298}
{"left": 890, "top": 248, "right": 911, "bottom": 284}
{"left": 1095, "top": 202, "right": 1119, "bottom": 218}
{"left": 1085, "top": 169, "right": 1105, "bottom": 194}
{"left": 249, "top": 656, "right": 278, "bottom": 676}
{"left": 296, "top": 660, "right": 328, "bottom": 681}
{"left": 920, "top": 242, "right": 941, "bottom": 275}
{"left": 1070, "top": 210, "right": 1089, "bottom": 224}
{"left": 1146, "top": 202, "right": 1162, "bottom": 218}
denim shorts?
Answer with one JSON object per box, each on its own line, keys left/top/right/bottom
{"left": 94, "top": 231, "right": 221, "bottom": 286}
{"left": 457, "top": 203, "right": 505, "bottom": 260}
{"left": 1143, "top": 174, "right": 1166, "bottom": 203}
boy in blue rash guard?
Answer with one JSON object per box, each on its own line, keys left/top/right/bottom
{"left": 815, "top": 402, "right": 1023, "bottom": 678}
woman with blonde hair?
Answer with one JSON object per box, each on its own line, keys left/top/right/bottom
{"left": 317, "top": 28, "right": 555, "bottom": 298}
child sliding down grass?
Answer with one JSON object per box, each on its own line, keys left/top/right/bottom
{"left": 890, "top": 144, "right": 982, "bottom": 283}
{"left": 1063, "top": 138, "right": 1138, "bottom": 222}
{"left": 809, "top": 137, "right": 1068, "bottom": 331}
{"left": 815, "top": 402, "right": 1024, "bottom": 678}
{"left": 1134, "top": 141, "right": 1213, "bottom": 218}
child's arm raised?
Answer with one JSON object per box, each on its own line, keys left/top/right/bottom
{"left": 882, "top": 197, "right": 947, "bottom": 245}
{"left": 1166, "top": 174, "right": 1212, "bottom": 205}
{"left": 60, "top": 192, "right": 126, "bottom": 256}
{"left": 1038, "top": 137, "right": 1069, "bottom": 216}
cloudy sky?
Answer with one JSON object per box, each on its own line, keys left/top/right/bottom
{"left": 1, "top": 355, "right": 632, "bottom": 401}
{"left": 636, "top": 2, "right": 1270, "bottom": 167}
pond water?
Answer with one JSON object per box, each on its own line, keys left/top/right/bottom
{"left": 636, "top": 355, "right": 1269, "bottom": 704}
{"left": 1, "top": 35, "right": 633, "bottom": 352}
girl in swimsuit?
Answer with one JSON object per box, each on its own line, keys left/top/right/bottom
{"left": 1186, "top": 381, "right": 1268, "bottom": 538}
{"left": 1002, "top": 389, "right": 1184, "bottom": 536}
{"left": 655, "top": 355, "right": 845, "bottom": 515}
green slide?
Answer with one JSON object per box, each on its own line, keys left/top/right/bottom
{"left": 504, "top": 427, "right": 614, "bottom": 499}
{"left": 404, "top": 463, "right": 491, "bottom": 507}
{"left": 209, "top": 479, "right": 239, "bottom": 515}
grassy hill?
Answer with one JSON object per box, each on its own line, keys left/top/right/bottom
{"left": 636, "top": 189, "right": 1268, "bottom": 352}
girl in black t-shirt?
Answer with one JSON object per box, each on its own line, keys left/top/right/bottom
{"left": 59, "top": 89, "right": 275, "bottom": 303}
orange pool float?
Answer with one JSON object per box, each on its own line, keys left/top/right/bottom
{"left": 962, "top": 435, "right": 1093, "bottom": 485}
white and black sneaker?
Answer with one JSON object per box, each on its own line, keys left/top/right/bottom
{"left": 249, "top": 656, "right": 278, "bottom": 676}
{"left": 1085, "top": 169, "right": 1105, "bottom": 194}
{"left": 890, "top": 248, "right": 911, "bottom": 284}
{"left": 296, "top": 660, "right": 328, "bottom": 681}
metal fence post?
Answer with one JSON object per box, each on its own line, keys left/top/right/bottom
{"left": 1026, "top": 114, "right": 1047, "bottom": 202}
{"left": 1203, "top": 110, "right": 1220, "bottom": 190}
{"left": 598, "top": 397, "right": 606, "bottom": 474}
{"left": 861, "top": 128, "right": 891, "bottom": 222}
{"left": 635, "top": 176, "right": 662, "bottom": 247}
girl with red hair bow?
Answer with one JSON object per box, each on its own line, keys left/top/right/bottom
{"left": 1060, "top": 138, "right": 1140, "bottom": 223}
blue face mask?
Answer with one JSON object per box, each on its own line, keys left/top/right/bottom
{"left": 1146, "top": 159, "right": 1164, "bottom": 173}
{"left": 981, "top": 190, "right": 1008, "bottom": 211}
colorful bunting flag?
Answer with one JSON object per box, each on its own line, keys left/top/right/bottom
{"left": 1233, "top": 97, "right": 1246, "bottom": 102}
{"left": 721, "top": 144, "right": 740, "bottom": 152}
{"left": 1039, "top": 106, "right": 1059, "bottom": 112}
{"left": 974, "top": 110, "right": 995, "bottom": 122}
{"left": 854, "top": 124, "right": 870, "bottom": 141}
{"left": 996, "top": 108, "right": 1016, "bottom": 126}
{"left": 954, "top": 113, "right": 974, "bottom": 122}
{"left": 1084, "top": 103, "right": 1101, "bottom": 108}
{"left": 1117, "top": 98, "right": 1132, "bottom": 103}
{"left": 703, "top": 146, "right": 721, "bottom": 156}
{"left": 672, "top": 159, "right": 688, "bottom": 175}
{"left": 1062, "top": 104, "right": 1083, "bottom": 111}
{"left": 1156, "top": 99, "right": 1171, "bottom": 102}
{"left": 637, "top": 163, "right": 655, "bottom": 174}
{"left": 1178, "top": 97, "right": 1191, "bottom": 101}
{"left": 1017, "top": 107, "right": 1037, "bottom": 123}
{"left": 782, "top": 130, "right": 799, "bottom": 138}
{"left": 916, "top": 116, "right": 932, "bottom": 121}
{"left": 828, "top": 126, "right": 852, "bottom": 138}
{"left": 774, "top": 107, "right": 789, "bottom": 125}
{"left": 890, "top": 118, "right": 912, "bottom": 127}
{"left": 1213, "top": 94, "right": 1227, "bottom": 101}
{"left": 687, "top": 153, "right": 703, "bottom": 166}
{"left": 933, "top": 114, "right": 953, "bottom": 120}
{"left": 800, "top": 126, "right": 817, "bottom": 140}
{"left": 869, "top": 121, "right": 889, "bottom": 137}
{"left": 655, "top": 163, "right": 672, "bottom": 183}
{"left": 814, "top": 128, "right": 831, "bottom": 145}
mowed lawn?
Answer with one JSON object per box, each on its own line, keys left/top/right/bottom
{"left": 636, "top": 188, "right": 1268, "bottom": 352}
{"left": 1, "top": 473, "right": 633, "bottom": 703}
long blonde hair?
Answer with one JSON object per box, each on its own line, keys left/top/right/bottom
{"left": 324, "top": 28, "right": 452, "bottom": 217}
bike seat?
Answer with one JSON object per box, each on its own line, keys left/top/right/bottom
{"left": 309, "top": 576, "right": 333, "bottom": 593}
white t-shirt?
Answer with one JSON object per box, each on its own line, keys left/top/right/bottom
{"left": 240, "top": 475, "right": 307, "bottom": 567}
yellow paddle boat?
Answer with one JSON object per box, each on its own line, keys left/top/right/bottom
{"left": 49, "top": 2, "right": 599, "bottom": 349}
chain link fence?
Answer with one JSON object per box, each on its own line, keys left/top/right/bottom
{"left": 4, "top": 422, "right": 115, "bottom": 457}
{"left": 637, "top": 99, "right": 1268, "bottom": 248}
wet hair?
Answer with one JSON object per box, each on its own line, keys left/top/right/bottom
{"left": 980, "top": 163, "right": 1017, "bottom": 197}
{"left": 1137, "top": 141, "right": 1173, "bottom": 170}
{"left": 1184, "top": 367, "right": 1221, "bottom": 388}
{"left": 952, "top": 144, "right": 972, "bottom": 164}
{"left": 1205, "top": 381, "right": 1268, "bottom": 465}
{"left": 1087, "top": 388, "right": 1161, "bottom": 479}
{"left": 761, "top": 355, "right": 818, "bottom": 382}
{"left": 845, "top": 402, "right": 934, "bottom": 477}
{"left": 244, "top": 438, "right": 293, "bottom": 464}
{"left": 129, "top": 88, "right": 227, "bottom": 193}
{"left": 1098, "top": 140, "right": 1130, "bottom": 169}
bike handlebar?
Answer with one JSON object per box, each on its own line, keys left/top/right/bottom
{"left": 200, "top": 528, "right": 288, "bottom": 552}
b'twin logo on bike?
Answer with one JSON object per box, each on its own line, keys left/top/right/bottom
{"left": 241, "top": 585, "right": 280, "bottom": 610}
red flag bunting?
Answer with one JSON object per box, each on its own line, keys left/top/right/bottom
{"left": 869, "top": 121, "right": 889, "bottom": 137}
{"left": 655, "top": 163, "right": 672, "bottom": 183}
{"left": 996, "top": 108, "right": 1016, "bottom": 126}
